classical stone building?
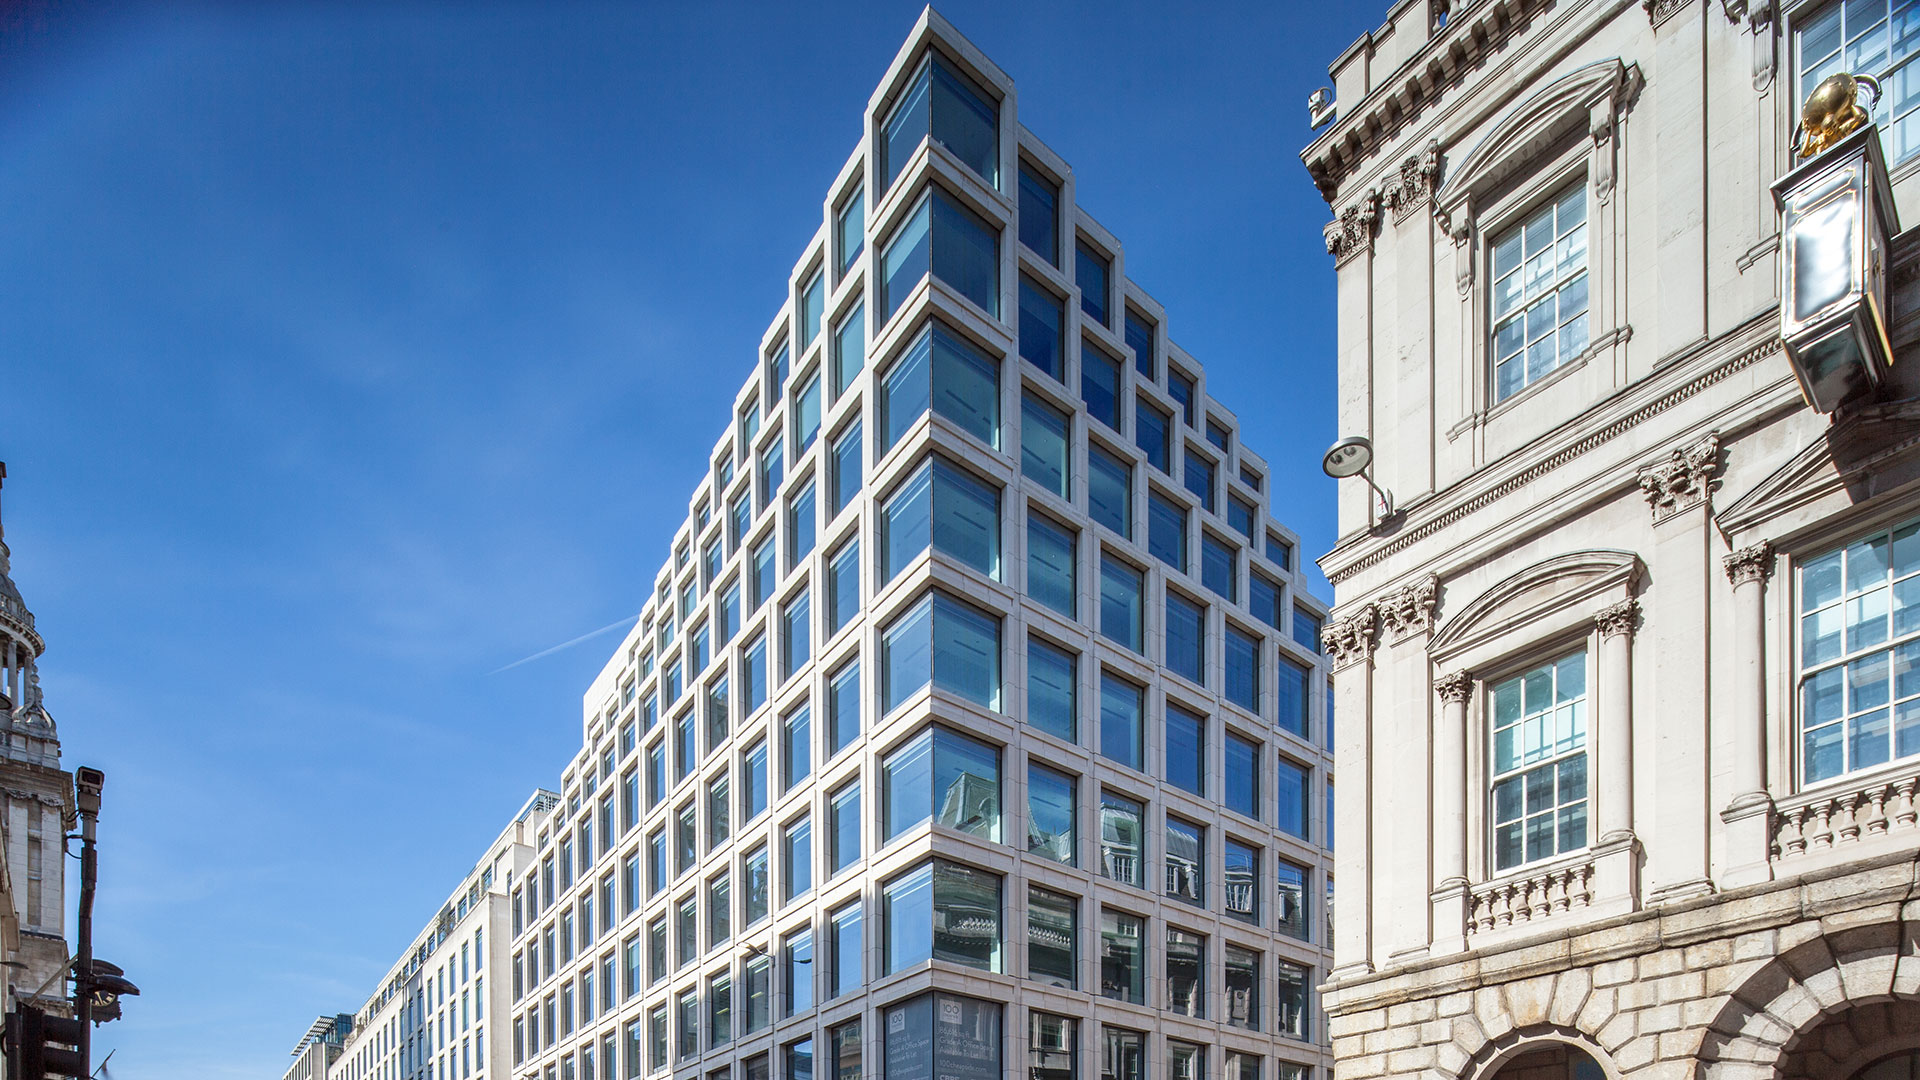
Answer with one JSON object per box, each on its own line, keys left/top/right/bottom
{"left": 0, "top": 465, "right": 73, "bottom": 1018}
{"left": 1302, "top": 0, "right": 1920, "bottom": 1078}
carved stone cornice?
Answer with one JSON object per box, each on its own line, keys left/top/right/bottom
{"left": 1724, "top": 541, "right": 1775, "bottom": 587}
{"left": 1594, "top": 598, "right": 1639, "bottom": 639}
{"left": 1436, "top": 670, "right": 1474, "bottom": 705}
{"left": 1379, "top": 574, "right": 1440, "bottom": 641}
{"left": 1324, "top": 189, "right": 1381, "bottom": 266}
{"left": 1323, "top": 605, "right": 1380, "bottom": 671}
{"left": 1644, "top": 0, "right": 1690, "bottom": 26}
{"left": 1383, "top": 141, "right": 1442, "bottom": 224}
{"left": 1637, "top": 432, "right": 1722, "bottom": 524}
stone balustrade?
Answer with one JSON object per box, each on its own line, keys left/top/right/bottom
{"left": 1466, "top": 860, "right": 1594, "bottom": 936}
{"left": 1770, "top": 772, "right": 1920, "bottom": 863}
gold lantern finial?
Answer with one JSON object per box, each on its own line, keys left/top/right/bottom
{"left": 1798, "top": 72, "right": 1881, "bottom": 158}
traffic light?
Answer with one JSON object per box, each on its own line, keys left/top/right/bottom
{"left": 5, "top": 1003, "right": 86, "bottom": 1079}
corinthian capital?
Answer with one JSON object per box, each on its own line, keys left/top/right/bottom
{"left": 1637, "top": 432, "right": 1722, "bottom": 524}
{"left": 1724, "top": 542, "right": 1775, "bottom": 587}
{"left": 1323, "top": 605, "right": 1379, "bottom": 671}
{"left": 1379, "top": 573, "right": 1440, "bottom": 641}
{"left": 1435, "top": 670, "right": 1473, "bottom": 705}
{"left": 1594, "top": 598, "right": 1639, "bottom": 639}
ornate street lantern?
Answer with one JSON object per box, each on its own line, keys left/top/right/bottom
{"left": 1771, "top": 73, "right": 1899, "bottom": 414}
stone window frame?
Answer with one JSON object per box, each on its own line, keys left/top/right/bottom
{"left": 1433, "top": 58, "right": 1638, "bottom": 430}
{"left": 1429, "top": 550, "right": 1640, "bottom": 885}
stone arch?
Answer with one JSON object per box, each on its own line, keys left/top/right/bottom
{"left": 1697, "top": 919, "right": 1920, "bottom": 1080}
{"left": 1460, "top": 1026, "right": 1619, "bottom": 1080}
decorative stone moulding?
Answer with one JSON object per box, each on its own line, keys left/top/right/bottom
{"left": 1383, "top": 140, "right": 1443, "bottom": 224}
{"left": 1323, "top": 189, "right": 1381, "bottom": 265}
{"left": 1322, "top": 604, "right": 1379, "bottom": 671}
{"left": 1724, "top": 541, "right": 1775, "bottom": 585}
{"left": 1435, "top": 669, "right": 1473, "bottom": 704}
{"left": 1592, "top": 597, "right": 1639, "bottom": 638}
{"left": 1637, "top": 431, "right": 1722, "bottom": 523}
{"left": 1379, "top": 573, "right": 1440, "bottom": 641}
{"left": 1467, "top": 860, "right": 1595, "bottom": 935}
{"left": 1770, "top": 772, "right": 1920, "bottom": 862}
{"left": 1432, "top": 57, "right": 1642, "bottom": 295}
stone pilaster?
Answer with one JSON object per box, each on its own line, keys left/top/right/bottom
{"left": 1721, "top": 541, "right": 1776, "bottom": 888}
{"left": 1325, "top": 605, "right": 1378, "bottom": 977}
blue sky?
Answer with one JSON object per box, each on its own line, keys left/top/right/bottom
{"left": 0, "top": 2, "right": 1375, "bottom": 1076}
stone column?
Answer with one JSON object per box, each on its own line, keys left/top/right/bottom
{"left": 1721, "top": 541, "right": 1775, "bottom": 887}
{"left": 1324, "top": 605, "right": 1378, "bottom": 980}
{"left": 1594, "top": 599, "right": 1638, "bottom": 844}
{"left": 1430, "top": 670, "right": 1472, "bottom": 954}
{"left": 1638, "top": 432, "right": 1720, "bottom": 904}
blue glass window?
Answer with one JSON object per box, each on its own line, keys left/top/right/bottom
{"left": 881, "top": 592, "right": 1001, "bottom": 714}
{"left": 1099, "top": 672, "right": 1143, "bottom": 771}
{"left": 1166, "top": 592, "right": 1204, "bottom": 685}
{"left": 881, "top": 726, "right": 1001, "bottom": 842}
{"left": 837, "top": 188, "right": 865, "bottom": 277}
{"left": 1026, "top": 514, "right": 1076, "bottom": 618}
{"left": 1148, "top": 492, "right": 1186, "bottom": 571}
{"left": 1797, "top": 520, "right": 1920, "bottom": 783}
{"left": 1185, "top": 451, "right": 1215, "bottom": 514}
{"left": 881, "top": 457, "right": 1000, "bottom": 584}
{"left": 1019, "top": 277, "right": 1065, "bottom": 381}
{"left": 1019, "top": 164, "right": 1058, "bottom": 264}
{"left": 881, "top": 53, "right": 999, "bottom": 193}
{"left": 783, "top": 704, "right": 811, "bottom": 791}
{"left": 880, "top": 322, "right": 1000, "bottom": 452}
{"left": 1088, "top": 445, "right": 1132, "bottom": 539}
{"left": 1250, "top": 572, "right": 1282, "bottom": 631}
{"left": 1136, "top": 399, "right": 1170, "bottom": 472}
{"left": 1099, "top": 557, "right": 1143, "bottom": 653}
{"left": 795, "top": 375, "right": 822, "bottom": 453}
{"left": 1165, "top": 704, "right": 1204, "bottom": 796}
{"left": 881, "top": 190, "right": 1000, "bottom": 322}
{"left": 832, "top": 421, "right": 862, "bottom": 518}
{"left": 1021, "top": 392, "right": 1070, "bottom": 499}
{"left": 1225, "top": 625, "right": 1259, "bottom": 713}
{"left": 752, "top": 538, "right": 777, "bottom": 609}
{"left": 761, "top": 440, "right": 785, "bottom": 502}
{"left": 830, "top": 781, "right": 860, "bottom": 874}
{"left": 1081, "top": 341, "right": 1121, "bottom": 430}
{"left": 1277, "top": 654, "right": 1310, "bottom": 738}
{"left": 833, "top": 303, "right": 866, "bottom": 398}
{"left": 789, "top": 481, "right": 816, "bottom": 566}
{"left": 1124, "top": 309, "right": 1154, "bottom": 379}
{"left": 769, "top": 345, "right": 789, "bottom": 396}
{"left": 1076, "top": 241, "right": 1110, "bottom": 326}
{"left": 782, "top": 593, "right": 810, "bottom": 681}
{"left": 1168, "top": 369, "right": 1195, "bottom": 426}
{"left": 1202, "top": 534, "right": 1236, "bottom": 602}
{"left": 1225, "top": 733, "right": 1260, "bottom": 821}
{"left": 1267, "top": 532, "right": 1293, "bottom": 572}
{"left": 1292, "top": 606, "right": 1322, "bottom": 655}
{"left": 800, "top": 271, "right": 825, "bottom": 346}
{"left": 1026, "top": 637, "right": 1077, "bottom": 743}
{"left": 1228, "top": 495, "right": 1255, "bottom": 539}
{"left": 829, "top": 660, "right": 861, "bottom": 757}
{"left": 828, "top": 539, "right": 860, "bottom": 637}
{"left": 1276, "top": 758, "right": 1309, "bottom": 840}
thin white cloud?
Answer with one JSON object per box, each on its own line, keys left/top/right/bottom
{"left": 489, "top": 613, "right": 638, "bottom": 674}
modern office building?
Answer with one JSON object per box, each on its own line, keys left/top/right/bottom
{"left": 0, "top": 465, "right": 74, "bottom": 1019}
{"left": 328, "top": 790, "right": 556, "bottom": 1080}
{"left": 287, "top": 1014, "right": 356, "bottom": 1080}
{"left": 1304, "top": 0, "right": 1920, "bottom": 1077}
{"left": 510, "top": 10, "right": 1332, "bottom": 1080}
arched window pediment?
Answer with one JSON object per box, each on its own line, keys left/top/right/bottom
{"left": 1429, "top": 549, "right": 1642, "bottom": 665}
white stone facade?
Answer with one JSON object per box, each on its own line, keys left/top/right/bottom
{"left": 508, "top": 11, "right": 1333, "bottom": 1080}
{"left": 1304, "top": 0, "right": 1920, "bottom": 1077}
{"left": 0, "top": 469, "right": 73, "bottom": 1021}
{"left": 325, "top": 790, "right": 554, "bottom": 1080}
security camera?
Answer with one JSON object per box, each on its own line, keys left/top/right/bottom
{"left": 74, "top": 767, "right": 104, "bottom": 816}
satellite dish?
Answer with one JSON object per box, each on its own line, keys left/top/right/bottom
{"left": 1321, "top": 436, "right": 1374, "bottom": 479}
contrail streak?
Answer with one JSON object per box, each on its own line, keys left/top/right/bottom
{"left": 490, "top": 614, "right": 640, "bottom": 674}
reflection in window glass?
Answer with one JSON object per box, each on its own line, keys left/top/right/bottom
{"left": 1165, "top": 816, "right": 1203, "bottom": 905}
{"left": 1227, "top": 946, "right": 1262, "bottom": 1031}
{"left": 1102, "top": 1027, "right": 1144, "bottom": 1080}
{"left": 880, "top": 457, "right": 1000, "bottom": 583}
{"left": 1276, "top": 859, "right": 1310, "bottom": 941}
{"left": 1224, "top": 838, "right": 1259, "bottom": 923}
{"left": 1027, "top": 885, "right": 1076, "bottom": 988}
{"left": 1276, "top": 959, "right": 1308, "bottom": 1039}
{"left": 881, "top": 726, "right": 1001, "bottom": 843}
{"left": 883, "top": 994, "right": 1002, "bottom": 1080}
{"left": 830, "top": 903, "right": 862, "bottom": 998}
{"left": 1098, "top": 910, "right": 1143, "bottom": 1003}
{"left": 1027, "top": 763, "right": 1076, "bottom": 864}
{"left": 1098, "top": 791, "right": 1144, "bottom": 889}
{"left": 1030, "top": 1013, "right": 1075, "bottom": 1080}
{"left": 1797, "top": 519, "right": 1920, "bottom": 783}
{"left": 881, "top": 53, "right": 999, "bottom": 192}
{"left": 880, "top": 190, "right": 1000, "bottom": 321}
{"left": 1166, "top": 929, "right": 1204, "bottom": 1017}
{"left": 882, "top": 860, "right": 1001, "bottom": 973}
